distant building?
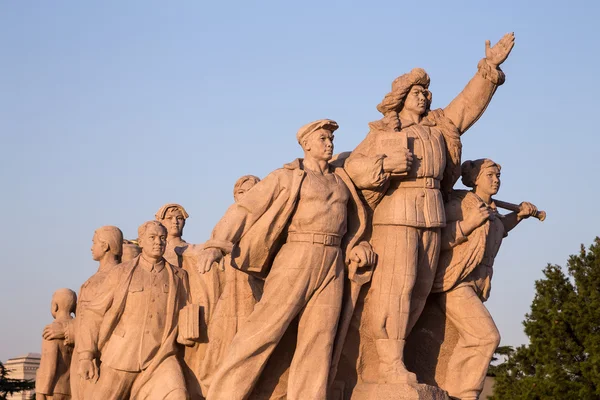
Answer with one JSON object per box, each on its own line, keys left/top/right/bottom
{"left": 3, "top": 353, "right": 40, "bottom": 400}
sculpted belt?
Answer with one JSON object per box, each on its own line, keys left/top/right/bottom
{"left": 287, "top": 232, "right": 342, "bottom": 247}
{"left": 394, "top": 177, "right": 440, "bottom": 189}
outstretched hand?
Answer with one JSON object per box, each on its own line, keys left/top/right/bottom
{"left": 485, "top": 32, "right": 515, "bottom": 68}
{"left": 197, "top": 248, "right": 224, "bottom": 274}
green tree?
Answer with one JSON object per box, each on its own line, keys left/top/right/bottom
{"left": 0, "top": 360, "right": 36, "bottom": 399}
{"left": 487, "top": 345, "right": 514, "bottom": 378}
{"left": 491, "top": 237, "right": 600, "bottom": 399}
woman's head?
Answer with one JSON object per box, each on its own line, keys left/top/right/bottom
{"left": 377, "top": 68, "right": 432, "bottom": 116}
{"left": 461, "top": 158, "right": 502, "bottom": 197}
{"left": 91, "top": 226, "right": 123, "bottom": 261}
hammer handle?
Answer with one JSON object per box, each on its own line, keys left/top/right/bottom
{"left": 494, "top": 199, "right": 546, "bottom": 221}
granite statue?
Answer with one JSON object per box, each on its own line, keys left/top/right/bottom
{"left": 42, "top": 226, "right": 124, "bottom": 400}
{"left": 77, "top": 221, "right": 196, "bottom": 400}
{"left": 36, "top": 288, "right": 77, "bottom": 400}
{"left": 343, "top": 33, "right": 516, "bottom": 388}
{"left": 196, "top": 119, "right": 376, "bottom": 399}
{"left": 427, "top": 159, "right": 540, "bottom": 399}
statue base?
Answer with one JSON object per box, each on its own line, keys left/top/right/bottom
{"left": 347, "top": 383, "right": 449, "bottom": 400}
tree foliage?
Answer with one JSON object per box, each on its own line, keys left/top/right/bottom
{"left": 491, "top": 237, "right": 600, "bottom": 399}
{"left": 0, "top": 361, "right": 36, "bottom": 399}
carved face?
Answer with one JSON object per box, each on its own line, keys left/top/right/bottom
{"left": 91, "top": 233, "right": 107, "bottom": 261}
{"left": 139, "top": 224, "right": 167, "bottom": 259}
{"left": 303, "top": 129, "right": 334, "bottom": 162}
{"left": 161, "top": 208, "right": 186, "bottom": 238}
{"left": 403, "top": 85, "right": 428, "bottom": 116}
{"left": 475, "top": 166, "right": 501, "bottom": 197}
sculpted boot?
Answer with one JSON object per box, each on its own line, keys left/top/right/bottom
{"left": 375, "top": 339, "right": 418, "bottom": 385}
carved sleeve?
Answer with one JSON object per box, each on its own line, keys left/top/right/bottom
{"left": 442, "top": 58, "right": 505, "bottom": 134}
{"left": 345, "top": 131, "right": 391, "bottom": 190}
{"left": 63, "top": 319, "right": 75, "bottom": 347}
{"left": 440, "top": 221, "right": 468, "bottom": 251}
{"left": 76, "top": 272, "right": 118, "bottom": 360}
{"left": 36, "top": 339, "right": 58, "bottom": 395}
{"left": 440, "top": 197, "right": 468, "bottom": 250}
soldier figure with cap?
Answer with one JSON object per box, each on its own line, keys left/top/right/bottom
{"left": 196, "top": 119, "right": 376, "bottom": 400}
{"left": 344, "top": 33, "right": 516, "bottom": 384}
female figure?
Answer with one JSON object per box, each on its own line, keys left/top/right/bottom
{"left": 431, "top": 159, "right": 537, "bottom": 400}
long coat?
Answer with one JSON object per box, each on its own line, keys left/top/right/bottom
{"left": 78, "top": 255, "right": 190, "bottom": 397}
{"left": 205, "top": 158, "right": 369, "bottom": 278}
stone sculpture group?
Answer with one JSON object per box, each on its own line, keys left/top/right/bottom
{"left": 36, "top": 32, "right": 546, "bottom": 400}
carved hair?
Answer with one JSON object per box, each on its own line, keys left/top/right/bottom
{"left": 378, "top": 68, "right": 432, "bottom": 113}
{"left": 371, "top": 68, "right": 432, "bottom": 131}
{"left": 461, "top": 159, "right": 502, "bottom": 188}
{"left": 138, "top": 220, "right": 167, "bottom": 239}
{"left": 233, "top": 175, "right": 261, "bottom": 201}
{"left": 52, "top": 288, "right": 77, "bottom": 315}
{"left": 94, "top": 226, "right": 123, "bottom": 258}
{"left": 155, "top": 204, "right": 189, "bottom": 220}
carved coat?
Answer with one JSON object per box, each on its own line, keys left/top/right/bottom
{"left": 204, "top": 158, "right": 370, "bottom": 277}
{"left": 78, "top": 255, "right": 190, "bottom": 397}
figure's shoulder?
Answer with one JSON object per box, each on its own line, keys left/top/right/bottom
{"left": 169, "top": 262, "right": 188, "bottom": 279}
{"left": 447, "top": 190, "right": 481, "bottom": 210}
{"left": 107, "top": 258, "right": 138, "bottom": 281}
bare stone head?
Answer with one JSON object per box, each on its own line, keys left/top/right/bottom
{"left": 461, "top": 158, "right": 502, "bottom": 197}
{"left": 155, "top": 204, "right": 189, "bottom": 238}
{"left": 233, "top": 175, "right": 261, "bottom": 203}
{"left": 296, "top": 119, "right": 339, "bottom": 162}
{"left": 122, "top": 239, "right": 142, "bottom": 262}
{"left": 91, "top": 226, "right": 123, "bottom": 262}
{"left": 138, "top": 221, "right": 167, "bottom": 260}
{"left": 51, "top": 288, "right": 77, "bottom": 319}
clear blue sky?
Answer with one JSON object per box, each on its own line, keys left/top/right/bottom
{"left": 1, "top": 1, "right": 599, "bottom": 362}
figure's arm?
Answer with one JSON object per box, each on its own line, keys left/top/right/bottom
{"left": 440, "top": 202, "right": 494, "bottom": 250}
{"left": 345, "top": 131, "right": 412, "bottom": 190}
{"left": 442, "top": 33, "right": 514, "bottom": 134}
{"left": 36, "top": 339, "right": 58, "bottom": 396}
{"left": 199, "top": 171, "right": 281, "bottom": 273}
{"left": 77, "top": 271, "right": 118, "bottom": 379}
{"left": 176, "top": 269, "right": 198, "bottom": 346}
{"left": 501, "top": 202, "right": 538, "bottom": 234}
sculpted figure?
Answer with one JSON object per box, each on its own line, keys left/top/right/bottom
{"left": 155, "top": 204, "right": 190, "bottom": 267}
{"left": 155, "top": 204, "right": 226, "bottom": 398}
{"left": 345, "top": 33, "right": 515, "bottom": 384}
{"left": 36, "top": 288, "right": 77, "bottom": 400}
{"left": 197, "top": 119, "right": 375, "bottom": 399}
{"left": 42, "top": 226, "right": 123, "bottom": 400}
{"left": 77, "top": 221, "right": 194, "bottom": 400}
{"left": 194, "top": 175, "right": 262, "bottom": 394}
{"left": 233, "top": 175, "right": 261, "bottom": 202}
{"left": 430, "top": 159, "right": 539, "bottom": 400}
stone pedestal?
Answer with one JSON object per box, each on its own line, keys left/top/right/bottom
{"left": 350, "top": 383, "right": 449, "bottom": 400}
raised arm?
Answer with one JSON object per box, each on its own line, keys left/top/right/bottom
{"left": 443, "top": 33, "right": 514, "bottom": 134}
{"left": 198, "top": 171, "right": 282, "bottom": 273}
